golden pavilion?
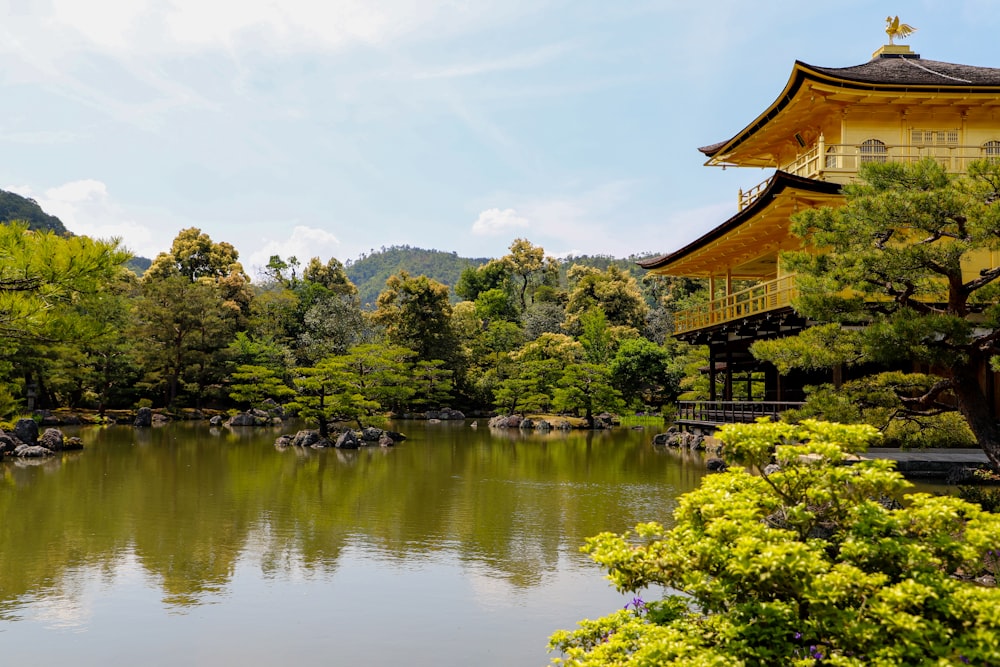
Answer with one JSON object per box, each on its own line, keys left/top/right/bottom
{"left": 640, "top": 37, "right": 1000, "bottom": 428}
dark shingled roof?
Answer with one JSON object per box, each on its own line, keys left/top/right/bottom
{"left": 809, "top": 56, "right": 1000, "bottom": 86}
{"left": 699, "top": 54, "right": 1000, "bottom": 156}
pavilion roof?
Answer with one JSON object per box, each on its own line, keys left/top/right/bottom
{"left": 638, "top": 172, "right": 841, "bottom": 277}
{"left": 699, "top": 54, "right": 1000, "bottom": 161}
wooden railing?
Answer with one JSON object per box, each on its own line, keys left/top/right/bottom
{"left": 673, "top": 275, "right": 798, "bottom": 334}
{"left": 675, "top": 400, "right": 804, "bottom": 426}
{"left": 780, "top": 143, "right": 998, "bottom": 182}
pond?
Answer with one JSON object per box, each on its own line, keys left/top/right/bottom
{"left": 0, "top": 420, "right": 708, "bottom": 666}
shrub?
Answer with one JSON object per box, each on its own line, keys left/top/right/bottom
{"left": 549, "top": 419, "right": 1000, "bottom": 666}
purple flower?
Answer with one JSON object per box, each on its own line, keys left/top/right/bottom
{"left": 794, "top": 632, "right": 802, "bottom": 640}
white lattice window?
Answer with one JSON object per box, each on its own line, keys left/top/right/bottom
{"left": 910, "top": 129, "right": 959, "bottom": 145}
{"left": 860, "top": 138, "right": 887, "bottom": 163}
{"left": 983, "top": 140, "right": 1000, "bottom": 160}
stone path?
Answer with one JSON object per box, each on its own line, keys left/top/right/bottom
{"left": 862, "top": 448, "right": 989, "bottom": 477}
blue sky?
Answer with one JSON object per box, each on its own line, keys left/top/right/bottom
{"left": 2, "top": 1, "right": 999, "bottom": 276}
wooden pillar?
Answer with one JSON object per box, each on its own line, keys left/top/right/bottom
{"left": 724, "top": 347, "right": 733, "bottom": 401}
{"left": 708, "top": 345, "right": 717, "bottom": 401}
{"left": 746, "top": 369, "right": 753, "bottom": 401}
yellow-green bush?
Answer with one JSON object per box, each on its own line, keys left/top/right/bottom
{"left": 550, "top": 420, "right": 1000, "bottom": 666}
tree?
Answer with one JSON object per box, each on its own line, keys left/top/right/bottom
{"left": 373, "top": 271, "right": 458, "bottom": 365}
{"left": 0, "top": 223, "right": 131, "bottom": 339}
{"left": 609, "top": 337, "right": 682, "bottom": 410}
{"left": 134, "top": 228, "right": 254, "bottom": 407}
{"left": 550, "top": 419, "right": 1000, "bottom": 666}
{"left": 507, "top": 238, "right": 558, "bottom": 311}
{"left": 565, "top": 265, "right": 648, "bottom": 331}
{"left": 0, "top": 223, "right": 132, "bottom": 410}
{"left": 552, "top": 362, "right": 624, "bottom": 424}
{"left": 752, "top": 159, "right": 1000, "bottom": 470}
{"left": 228, "top": 364, "right": 294, "bottom": 409}
{"left": 494, "top": 333, "right": 583, "bottom": 414}
{"left": 132, "top": 275, "right": 235, "bottom": 407}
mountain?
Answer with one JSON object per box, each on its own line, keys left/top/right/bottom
{"left": 0, "top": 190, "right": 68, "bottom": 234}
{"left": 345, "top": 245, "right": 489, "bottom": 308}
{"left": 344, "top": 246, "right": 665, "bottom": 309}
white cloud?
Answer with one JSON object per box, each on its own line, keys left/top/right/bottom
{"left": 245, "top": 225, "right": 342, "bottom": 275}
{"left": 413, "top": 42, "right": 573, "bottom": 80}
{"left": 471, "top": 208, "right": 530, "bottom": 236}
{"left": 16, "top": 1, "right": 528, "bottom": 58}
{"left": 4, "top": 180, "right": 166, "bottom": 258}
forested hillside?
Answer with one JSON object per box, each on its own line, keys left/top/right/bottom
{"left": 345, "top": 245, "right": 489, "bottom": 307}
{"left": 344, "top": 246, "right": 666, "bottom": 308}
{"left": 0, "top": 190, "right": 68, "bottom": 234}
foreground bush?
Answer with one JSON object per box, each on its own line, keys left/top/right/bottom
{"left": 549, "top": 420, "right": 1000, "bottom": 666}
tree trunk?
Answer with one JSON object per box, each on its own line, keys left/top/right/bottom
{"left": 949, "top": 364, "right": 1000, "bottom": 471}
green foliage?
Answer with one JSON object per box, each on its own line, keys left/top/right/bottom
{"left": 565, "top": 265, "right": 648, "bottom": 331}
{"left": 552, "top": 362, "right": 624, "bottom": 422}
{"left": 289, "top": 343, "right": 441, "bottom": 431}
{"left": 609, "top": 337, "right": 681, "bottom": 409}
{"left": 228, "top": 364, "right": 294, "bottom": 409}
{"left": 550, "top": 420, "right": 1000, "bottom": 666}
{"left": 958, "top": 480, "right": 1000, "bottom": 513}
{"left": 784, "top": 376, "right": 978, "bottom": 449}
{"left": 763, "top": 159, "right": 1000, "bottom": 469}
{"left": 374, "top": 271, "right": 459, "bottom": 366}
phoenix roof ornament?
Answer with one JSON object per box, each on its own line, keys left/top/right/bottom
{"left": 885, "top": 16, "right": 916, "bottom": 45}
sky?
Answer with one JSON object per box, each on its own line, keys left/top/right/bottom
{"left": 2, "top": 1, "right": 1000, "bottom": 277}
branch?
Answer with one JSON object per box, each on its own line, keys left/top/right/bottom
{"left": 898, "top": 379, "right": 955, "bottom": 414}
{"left": 964, "top": 266, "right": 1000, "bottom": 295}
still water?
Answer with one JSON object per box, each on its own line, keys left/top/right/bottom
{"left": 0, "top": 420, "right": 706, "bottom": 666}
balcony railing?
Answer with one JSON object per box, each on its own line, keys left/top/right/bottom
{"left": 673, "top": 275, "right": 798, "bottom": 335}
{"left": 736, "top": 144, "right": 1000, "bottom": 210}
{"left": 676, "top": 400, "right": 804, "bottom": 426}
{"left": 782, "top": 143, "right": 997, "bottom": 181}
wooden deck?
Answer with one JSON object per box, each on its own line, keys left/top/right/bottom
{"left": 675, "top": 400, "right": 804, "bottom": 430}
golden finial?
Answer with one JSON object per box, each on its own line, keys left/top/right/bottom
{"left": 885, "top": 16, "right": 917, "bottom": 45}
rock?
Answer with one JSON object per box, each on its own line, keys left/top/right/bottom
{"left": 489, "top": 415, "right": 522, "bottom": 429}
{"left": 274, "top": 435, "right": 293, "bottom": 448}
{"left": 63, "top": 437, "right": 84, "bottom": 451}
{"left": 289, "top": 430, "right": 323, "bottom": 448}
{"left": 0, "top": 433, "right": 23, "bottom": 453}
{"left": 519, "top": 418, "right": 535, "bottom": 430}
{"left": 261, "top": 398, "right": 285, "bottom": 418}
{"left": 38, "top": 428, "right": 65, "bottom": 451}
{"left": 13, "top": 444, "right": 53, "bottom": 458}
{"left": 592, "top": 415, "right": 611, "bottom": 429}
{"left": 706, "top": 457, "right": 728, "bottom": 472}
{"left": 427, "top": 418, "right": 442, "bottom": 424}
{"left": 437, "top": 408, "right": 465, "bottom": 420}
{"left": 470, "top": 421, "right": 478, "bottom": 429}
{"left": 553, "top": 419, "right": 572, "bottom": 430}
{"left": 209, "top": 415, "right": 223, "bottom": 426}
{"left": 534, "top": 419, "right": 552, "bottom": 431}
{"left": 378, "top": 434, "right": 395, "bottom": 447}
{"left": 14, "top": 418, "right": 39, "bottom": 445}
{"left": 134, "top": 407, "right": 153, "bottom": 427}
{"left": 335, "top": 431, "right": 361, "bottom": 449}
{"left": 151, "top": 413, "right": 169, "bottom": 425}
{"left": 652, "top": 433, "right": 671, "bottom": 445}
{"left": 361, "top": 427, "right": 383, "bottom": 442}
{"left": 384, "top": 430, "right": 407, "bottom": 442}
{"left": 763, "top": 463, "right": 781, "bottom": 476}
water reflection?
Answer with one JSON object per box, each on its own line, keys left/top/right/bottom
{"left": 0, "top": 420, "right": 705, "bottom": 663}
